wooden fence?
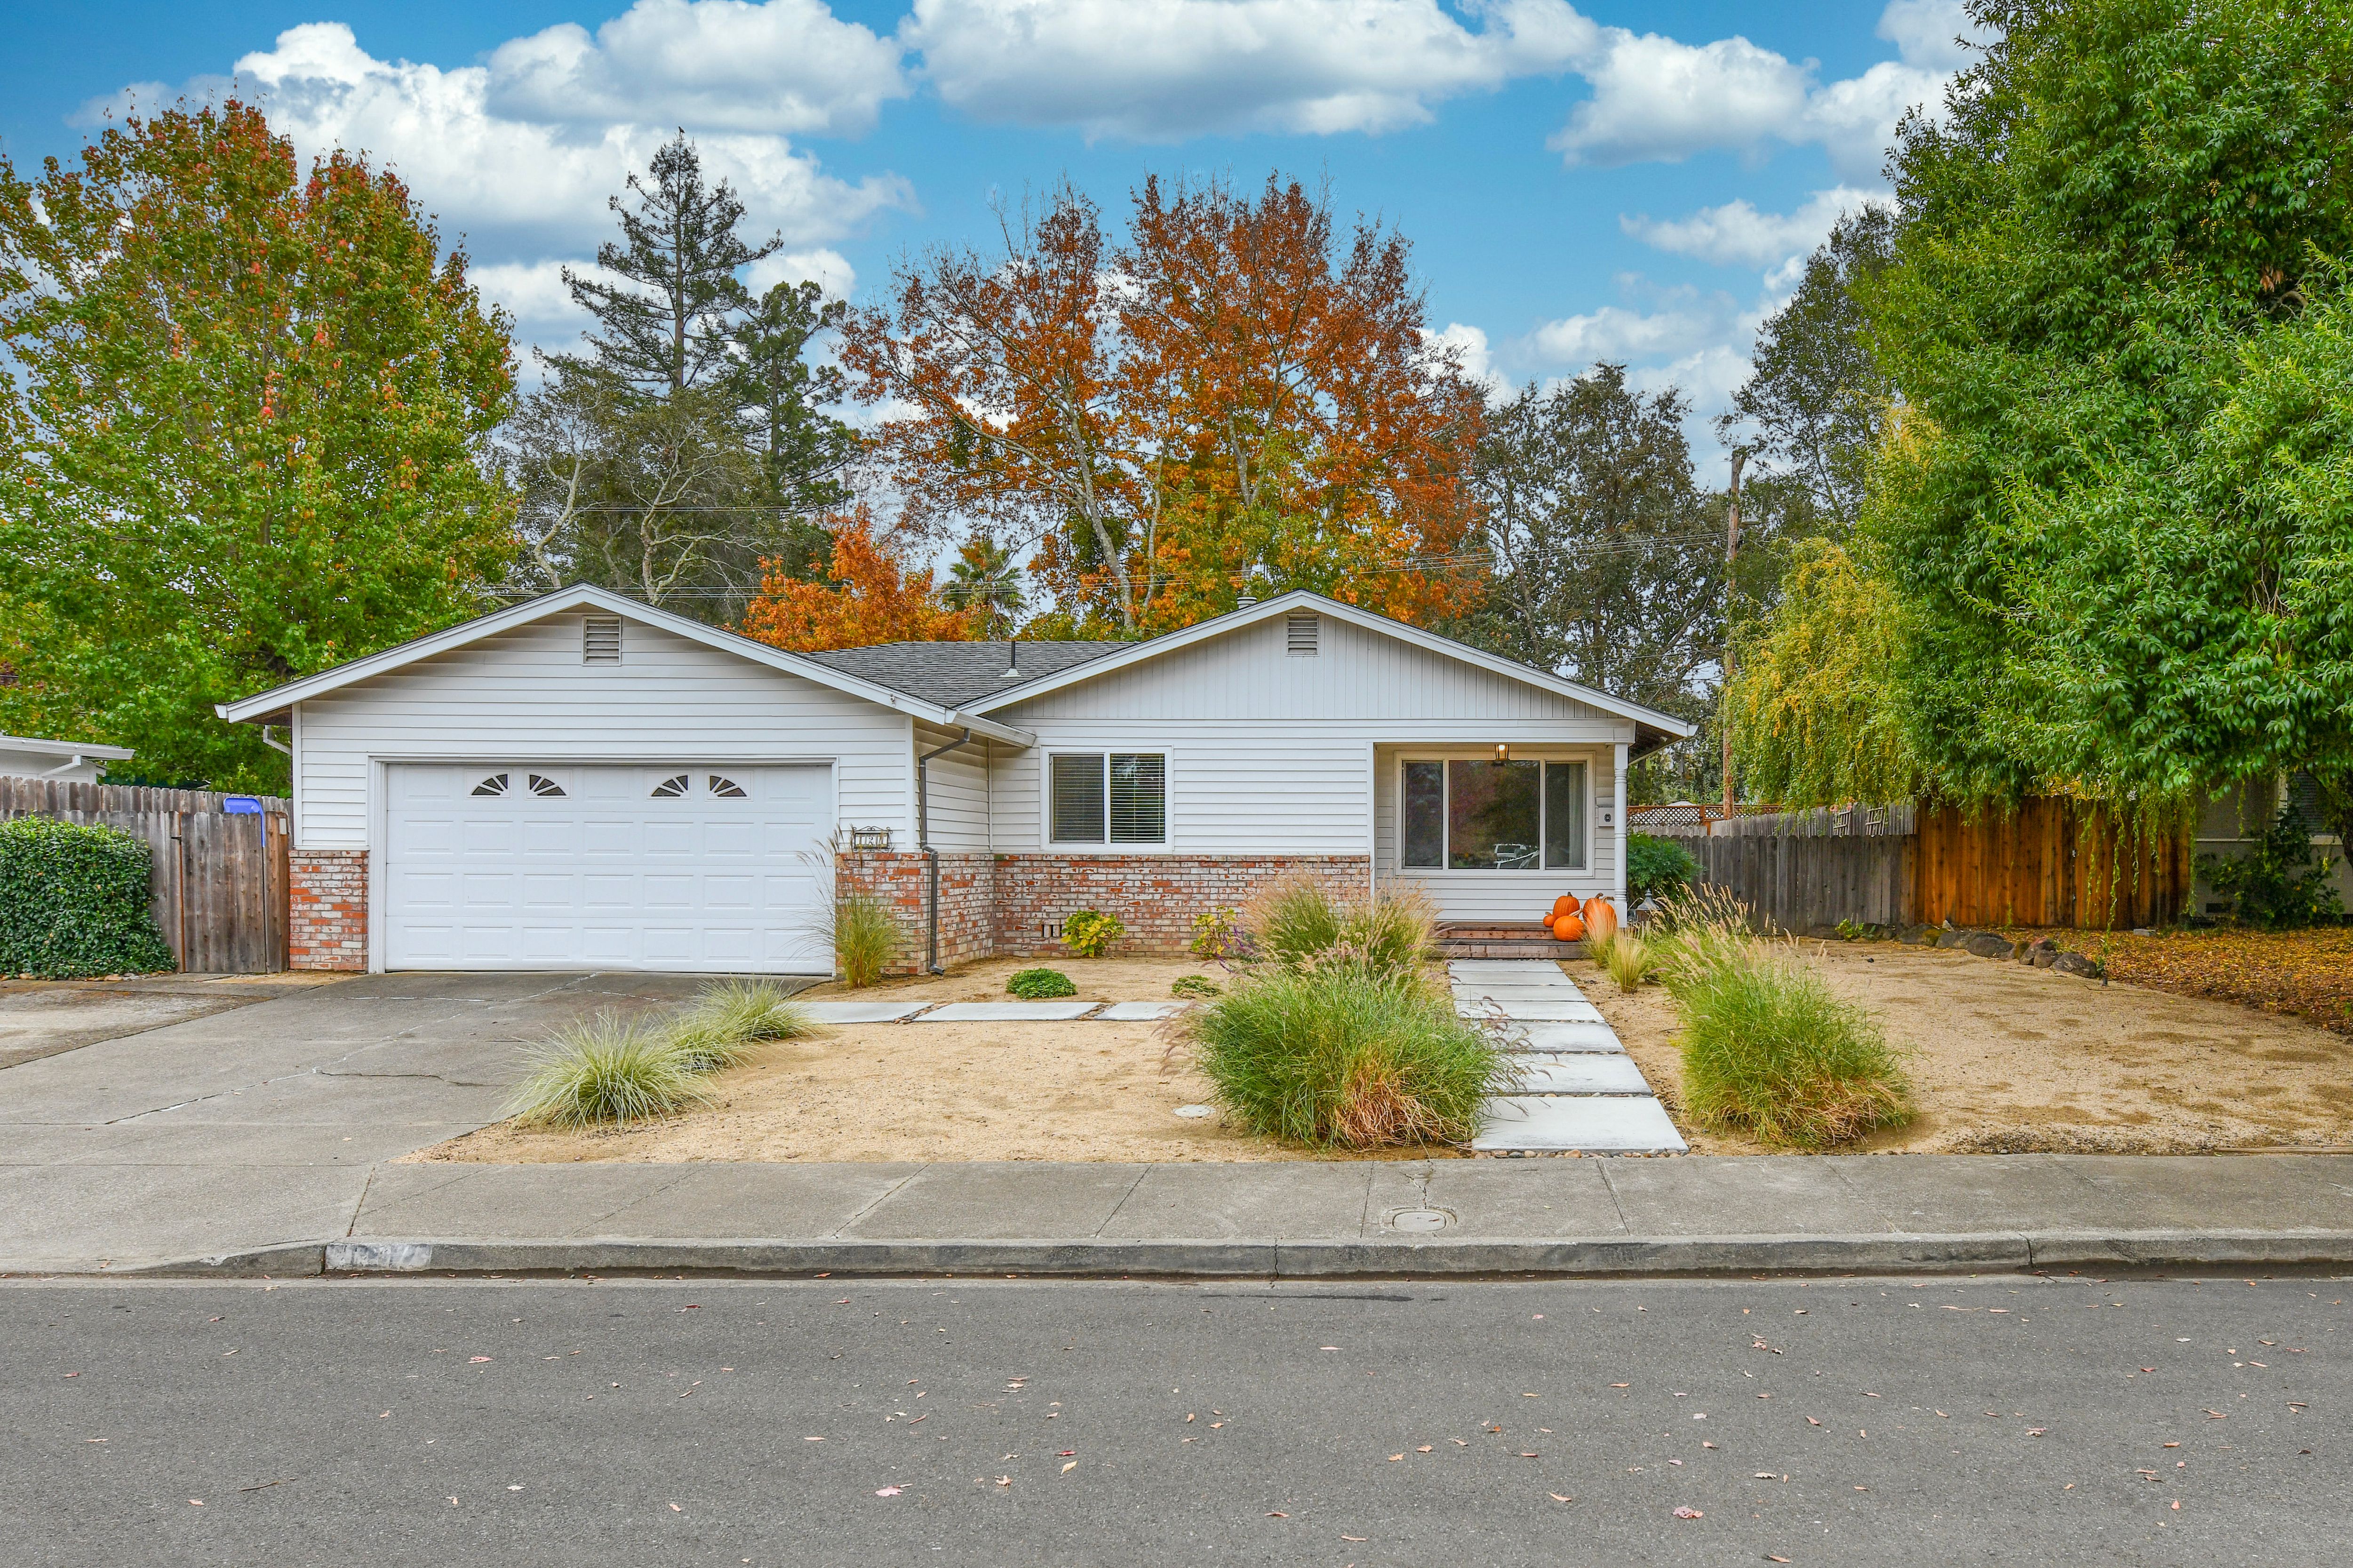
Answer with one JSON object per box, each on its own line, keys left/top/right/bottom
{"left": 1655, "top": 798, "right": 2187, "bottom": 932}
{"left": 0, "top": 778, "right": 290, "bottom": 972}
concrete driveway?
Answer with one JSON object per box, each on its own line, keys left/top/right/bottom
{"left": 0, "top": 972, "right": 726, "bottom": 1272}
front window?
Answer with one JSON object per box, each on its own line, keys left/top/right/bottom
{"left": 1050, "top": 753, "right": 1166, "bottom": 845}
{"left": 1400, "top": 757, "right": 1587, "bottom": 871}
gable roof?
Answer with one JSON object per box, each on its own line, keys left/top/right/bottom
{"left": 211, "top": 585, "right": 1038, "bottom": 748}
{"left": 0, "top": 732, "right": 136, "bottom": 762}
{"left": 806, "top": 640, "right": 1125, "bottom": 709}
{"left": 969, "top": 590, "right": 1698, "bottom": 749}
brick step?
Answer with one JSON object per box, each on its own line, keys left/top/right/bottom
{"left": 1437, "top": 923, "right": 1586, "bottom": 961}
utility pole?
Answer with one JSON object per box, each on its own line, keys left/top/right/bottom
{"left": 1720, "top": 449, "right": 1747, "bottom": 829}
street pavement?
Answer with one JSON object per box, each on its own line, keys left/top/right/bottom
{"left": 3, "top": 1273, "right": 2343, "bottom": 1566}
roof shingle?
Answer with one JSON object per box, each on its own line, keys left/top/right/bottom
{"left": 804, "top": 639, "right": 1127, "bottom": 709}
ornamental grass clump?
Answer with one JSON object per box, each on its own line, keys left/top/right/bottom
{"left": 1653, "top": 891, "right": 1914, "bottom": 1149}
{"left": 670, "top": 979, "right": 820, "bottom": 1070}
{"left": 506, "top": 1011, "right": 712, "bottom": 1129}
{"left": 1241, "top": 875, "right": 1436, "bottom": 980}
{"left": 1189, "top": 963, "right": 1502, "bottom": 1150}
{"left": 831, "top": 891, "right": 901, "bottom": 987}
{"left": 1600, "top": 931, "right": 1655, "bottom": 994}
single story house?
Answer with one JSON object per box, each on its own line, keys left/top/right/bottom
{"left": 216, "top": 585, "right": 1691, "bottom": 973}
{"left": 0, "top": 732, "right": 136, "bottom": 785}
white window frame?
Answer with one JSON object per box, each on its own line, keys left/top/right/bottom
{"left": 1396, "top": 754, "right": 1590, "bottom": 874}
{"left": 1043, "top": 749, "right": 1171, "bottom": 852}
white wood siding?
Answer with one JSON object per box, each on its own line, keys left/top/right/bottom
{"left": 293, "top": 613, "right": 913, "bottom": 851}
{"left": 1372, "top": 743, "right": 1622, "bottom": 921}
{"left": 915, "top": 723, "right": 992, "bottom": 852}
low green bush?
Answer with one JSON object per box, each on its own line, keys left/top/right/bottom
{"left": 2196, "top": 804, "right": 2344, "bottom": 930}
{"left": 506, "top": 1011, "right": 711, "bottom": 1128}
{"left": 1008, "top": 967, "right": 1078, "bottom": 999}
{"left": 1627, "top": 832, "right": 1703, "bottom": 903}
{"left": 0, "top": 817, "right": 176, "bottom": 979}
{"left": 1657, "top": 896, "right": 1913, "bottom": 1148}
{"left": 670, "top": 979, "right": 820, "bottom": 1069}
{"left": 1062, "top": 908, "right": 1123, "bottom": 957}
{"left": 1189, "top": 964, "right": 1501, "bottom": 1150}
{"left": 1188, "top": 906, "right": 1248, "bottom": 960}
{"left": 1171, "top": 974, "right": 1222, "bottom": 999}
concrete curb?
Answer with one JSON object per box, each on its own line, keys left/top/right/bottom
{"left": 80, "top": 1227, "right": 2353, "bottom": 1281}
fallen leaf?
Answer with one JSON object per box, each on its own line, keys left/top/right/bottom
{"left": 1058, "top": 1451, "right": 1075, "bottom": 1457}
{"left": 1610, "top": 1383, "right": 1630, "bottom": 1389}
{"left": 669, "top": 1504, "right": 681, "bottom": 1512}
{"left": 2172, "top": 1501, "right": 2181, "bottom": 1511}
{"left": 996, "top": 1477, "right": 1013, "bottom": 1487}
{"left": 1807, "top": 1417, "right": 1822, "bottom": 1427}
{"left": 470, "top": 1357, "right": 491, "bottom": 1364}
{"left": 1549, "top": 1493, "right": 1573, "bottom": 1504}
{"left": 875, "top": 1486, "right": 902, "bottom": 1497}
{"left": 1674, "top": 1506, "right": 1703, "bottom": 1519}
{"left": 1518, "top": 1452, "right": 1540, "bottom": 1459}
{"left": 1755, "top": 1472, "right": 1777, "bottom": 1479}
{"left": 1388, "top": 1455, "right": 1404, "bottom": 1463}
{"left": 1416, "top": 1446, "right": 1432, "bottom": 1453}
{"left": 804, "top": 1436, "right": 824, "bottom": 1442}
{"left": 1267, "top": 1511, "right": 1288, "bottom": 1518}
{"left": 1342, "top": 1536, "right": 1368, "bottom": 1543}
{"left": 1061, "top": 1462, "right": 1077, "bottom": 1473}
{"left": 1771, "top": 1557, "right": 1792, "bottom": 1563}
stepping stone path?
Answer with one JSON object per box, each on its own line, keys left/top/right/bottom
{"left": 799, "top": 998, "right": 1196, "bottom": 1023}
{"left": 1450, "top": 959, "right": 1686, "bottom": 1155}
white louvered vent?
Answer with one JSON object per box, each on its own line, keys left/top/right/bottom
{"left": 583, "top": 615, "right": 622, "bottom": 664}
{"left": 1286, "top": 610, "right": 1319, "bottom": 656}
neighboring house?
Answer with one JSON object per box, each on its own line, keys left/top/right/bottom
{"left": 0, "top": 733, "right": 135, "bottom": 785}
{"left": 215, "top": 586, "right": 1691, "bottom": 974}
{"left": 2194, "top": 773, "right": 2353, "bottom": 915}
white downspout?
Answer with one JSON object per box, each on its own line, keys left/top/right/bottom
{"left": 1614, "top": 740, "right": 1630, "bottom": 915}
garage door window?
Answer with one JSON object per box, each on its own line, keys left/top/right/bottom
{"left": 472, "top": 773, "right": 510, "bottom": 796}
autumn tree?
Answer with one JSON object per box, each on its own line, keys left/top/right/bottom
{"left": 0, "top": 101, "right": 516, "bottom": 791}
{"left": 740, "top": 509, "right": 977, "bottom": 653}
{"left": 841, "top": 175, "right": 1485, "bottom": 635}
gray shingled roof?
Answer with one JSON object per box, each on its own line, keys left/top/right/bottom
{"left": 804, "top": 639, "right": 1127, "bottom": 709}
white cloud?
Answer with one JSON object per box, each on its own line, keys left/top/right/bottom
{"left": 1621, "top": 186, "right": 1885, "bottom": 270}
{"left": 1526, "top": 288, "right": 1737, "bottom": 366}
{"left": 487, "top": 0, "right": 907, "bottom": 137}
{"left": 1548, "top": 31, "right": 1808, "bottom": 168}
{"left": 1424, "top": 321, "right": 1505, "bottom": 393}
{"left": 905, "top": 0, "right": 1594, "bottom": 140}
{"left": 1876, "top": 0, "right": 1986, "bottom": 71}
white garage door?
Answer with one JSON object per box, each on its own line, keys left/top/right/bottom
{"left": 383, "top": 763, "right": 832, "bottom": 973}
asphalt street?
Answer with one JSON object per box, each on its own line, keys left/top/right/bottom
{"left": 3, "top": 1274, "right": 2343, "bottom": 1566}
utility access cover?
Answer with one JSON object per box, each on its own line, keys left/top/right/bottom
{"left": 1385, "top": 1208, "right": 1454, "bottom": 1234}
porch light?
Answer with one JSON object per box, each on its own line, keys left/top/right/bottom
{"left": 1494, "top": 743, "right": 1510, "bottom": 763}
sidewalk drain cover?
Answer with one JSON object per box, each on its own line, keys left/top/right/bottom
{"left": 1386, "top": 1208, "right": 1453, "bottom": 1234}
{"left": 1173, "top": 1104, "right": 1215, "bottom": 1119}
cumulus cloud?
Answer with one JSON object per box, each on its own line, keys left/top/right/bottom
{"left": 1877, "top": 0, "right": 1986, "bottom": 71}
{"left": 1526, "top": 287, "right": 1740, "bottom": 367}
{"left": 487, "top": 0, "right": 907, "bottom": 136}
{"left": 1620, "top": 186, "right": 1885, "bottom": 270}
{"left": 905, "top": 0, "right": 1594, "bottom": 139}
{"left": 1424, "top": 321, "right": 1505, "bottom": 393}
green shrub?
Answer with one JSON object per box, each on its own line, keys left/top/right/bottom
{"left": 1240, "top": 875, "right": 1436, "bottom": 980}
{"left": 1062, "top": 908, "right": 1123, "bottom": 957}
{"left": 1189, "top": 964, "right": 1501, "bottom": 1150}
{"left": 1008, "top": 967, "right": 1078, "bottom": 999}
{"left": 1189, "top": 906, "right": 1249, "bottom": 960}
{"left": 0, "top": 817, "right": 176, "bottom": 979}
{"left": 2196, "top": 805, "right": 2344, "bottom": 930}
{"left": 1627, "top": 832, "right": 1703, "bottom": 903}
{"left": 506, "top": 1011, "right": 711, "bottom": 1128}
{"left": 832, "top": 891, "right": 902, "bottom": 987}
{"left": 670, "top": 979, "right": 820, "bottom": 1069}
{"left": 1171, "top": 974, "right": 1222, "bottom": 999}
{"left": 1659, "top": 904, "right": 1914, "bottom": 1149}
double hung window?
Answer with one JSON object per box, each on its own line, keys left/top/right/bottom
{"left": 1050, "top": 753, "right": 1167, "bottom": 845}
{"left": 1400, "top": 758, "right": 1587, "bottom": 871}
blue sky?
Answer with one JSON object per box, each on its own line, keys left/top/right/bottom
{"left": 3, "top": 1, "right": 1981, "bottom": 479}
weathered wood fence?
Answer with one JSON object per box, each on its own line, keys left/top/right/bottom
{"left": 1658, "top": 798, "right": 2186, "bottom": 932}
{"left": 0, "top": 778, "right": 290, "bottom": 972}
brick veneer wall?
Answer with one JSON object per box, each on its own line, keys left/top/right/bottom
{"left": 838, "top": 851, "right": 997, "bottom": 974}
{"left": 993, "top": 854, "right": 1371, "bottom": 958}
{"left": 288, "top": 849, "right": 368, "bottom": 971}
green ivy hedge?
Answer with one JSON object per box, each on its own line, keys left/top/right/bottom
{"left": 0, "top": 817, "right": 177, "bottom": 979}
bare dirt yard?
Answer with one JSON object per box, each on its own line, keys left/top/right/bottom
{"left": 1586, "top": 939, "right": 2353, "bottom": 1155}
{"left": 420, "top": 955, "right": 1411, "bottom": 1164}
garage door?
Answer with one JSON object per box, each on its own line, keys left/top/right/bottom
{"left": 383, "top": 764, "right": 832, "bottom": 972}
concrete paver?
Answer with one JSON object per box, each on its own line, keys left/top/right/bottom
{"left": 917, "top": 1001, "right": 1099, "bottom": 1021}
{"left": 798, "top": 1000, "right": 933, "bottom": 1023}
{"left": 1093, "top": 1001, "right": 1190, "bottom": 1020}
{"left": 1458, "top": 997, "right": 1604, "bottom": 1022}
{"left": 1503, "top": 1021, "right": 1625, "bottom": 1053}
{"left": 1506, "top": 1055, "right": 1651, "bottom": 1094}
{"left": 1472, "top": 1095, "right": 1691, "bottom": 1154}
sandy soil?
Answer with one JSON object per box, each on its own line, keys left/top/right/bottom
{"left": 1583, "top": 940, "right": 2353, "bottom": 1155}
{"left": 421, "top": 955, "right": 1431, "bottom": 1163}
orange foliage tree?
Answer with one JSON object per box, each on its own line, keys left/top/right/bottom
{"left": 839, "top": 175, "right": 1486, "bottom": 635}
{"left": 739, "top": 509, "right": 975, "bottom": 653}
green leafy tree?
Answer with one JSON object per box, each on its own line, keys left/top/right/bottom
{"left": 941, "top": 531, "right": 1027, "bottom": 636}
{"left": 0, "top": 101, "right": 516, "bottom": 791}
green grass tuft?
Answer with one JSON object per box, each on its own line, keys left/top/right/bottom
{"left": 832, "top": 892, "right": 902, "bottom": 988}
{"left": 1171, "top": 974, "right": 1222, "bottom": 999}
{"left": 670, "top": 979, "right": 821, "bottom": 1069}
{"left": 1007, "top": 967, "right": 1078, "bottom": 999}
{"left": 1189, "top": 964, "right": 1503, "bottom": 1150}
{"left": 1241, "top": 875, "right": 1436, "bottom": 980}
{"left": 1600, "top": 932, "right": 1655, "bottom": 993}
{"left": 505, "top": 1011, "right": 712, "bottom": 1128}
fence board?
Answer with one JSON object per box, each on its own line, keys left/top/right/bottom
{"left": 1, "top": 781, "right": 289, "bottom": 972}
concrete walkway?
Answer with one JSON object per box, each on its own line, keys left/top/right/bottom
{"left": 1452, "top": 960, "right": 1686, "bottom": 1155}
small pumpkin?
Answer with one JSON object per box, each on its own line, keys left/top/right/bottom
{"left": 1580, "top": 895, "right": 1619, "bottom": 946}
{"left": 1551, "top": 909, "right": 1586, "bottom": 941}
{"left": 1549, "top": 894, "right": 1577, "bottom": 920}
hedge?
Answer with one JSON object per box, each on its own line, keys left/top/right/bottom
{"left": 0, "top": 817, "right": 177, "bottom": 979}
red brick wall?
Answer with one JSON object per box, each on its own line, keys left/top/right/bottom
{"left": 838, "top": 851, "right": 997, "bottom": 974}
{"left": 993, "top": 854, "right": 1370, "bottom": 958}
{"left": 288, "top": 849, "right": 368, "bottom": 971}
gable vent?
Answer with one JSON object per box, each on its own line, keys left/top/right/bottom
{"left": 583, "top": 615, "right": 622, "bottom": 664}
{"left": 1286, "top": 610, "right": 1319, "bottom": 656}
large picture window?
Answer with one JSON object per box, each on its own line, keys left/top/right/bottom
{"left": 1050, "top": 752, "right": 1167, "bottom": 845}
{"left": 1399, "top": 757, "right": 1587, "bottom": 871}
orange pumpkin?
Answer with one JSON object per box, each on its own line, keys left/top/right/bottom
{"left": 1549, "top": 894, "right": 1577, "bottom": 920}
{"left": 1580, "top": 896, "right": 1619, "bottom": 946}
{"left": 1551, "top": 909, "right": 1586, "bottom": 942}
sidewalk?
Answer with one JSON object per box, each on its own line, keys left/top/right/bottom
{"left": 80, "top": 1151, "right": 2353, "bottom": 1280}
